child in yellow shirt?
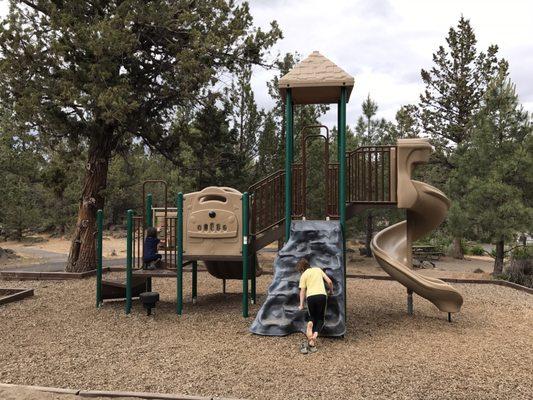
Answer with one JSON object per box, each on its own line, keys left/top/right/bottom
{"left": 297, "top": 258, "right": 333, "bottom": 352}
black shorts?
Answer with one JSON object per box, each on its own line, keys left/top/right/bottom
{"left": 306, "top": 294, "right": 327, "bottom": 333}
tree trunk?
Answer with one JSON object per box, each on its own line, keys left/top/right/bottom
{"left": 450, "top": 237, "right": 464, "bottom": 259}
{"left": 65, "top": 133, "right": 113, "bottom": 272}
{"left": 365, "top": 212, "right": 373, "bottom": 257}
{"left": 493, "top": 239, "right": 505, "bottom": 275}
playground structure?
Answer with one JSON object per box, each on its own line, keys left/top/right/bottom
{"left": 95, "top": 51, "right": 463, "bottom": 332}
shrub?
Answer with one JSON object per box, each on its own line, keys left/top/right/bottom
{"left": 500, "top": 245, "right": 533, "bottom": 288}
{"left": 511, "top": 245, "right": 533, "bottom": 260}
{"left": 469, "top": 245, "right": 485, "bottom": 256}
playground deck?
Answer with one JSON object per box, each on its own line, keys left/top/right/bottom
{"left": 0, "top": 273, "right": 531, "bottom": 400}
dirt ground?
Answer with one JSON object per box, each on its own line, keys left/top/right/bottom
{"left": 0, "top": 235, "right": 127, "bottom": 268}
{"left": 258, "top": 250, "right": 495, "bottom": 280}
{"left": 0, "top": 272, "right": 531, "bottom": 400}
{"left": 1, "top": 235, "right": 496, "bottom": 281}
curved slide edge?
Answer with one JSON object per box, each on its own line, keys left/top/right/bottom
{"left": 372, "top": 221, "right": 463, "bottom": 313}
{"left": 371, "top": 139, "right": 463, "bottom": 314}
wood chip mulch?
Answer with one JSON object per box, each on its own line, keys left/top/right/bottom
{"left": 0, "top": 272, "right": 532, "bottom": 400}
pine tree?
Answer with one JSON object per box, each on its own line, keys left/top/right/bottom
{"left": 260, "top": 52, "right": 329, "bottom": 219}
{"left": 0, "top": 1, "right": 281, "bottom": 271}
{"left": 449, "top": 73, "right": 532, "bottom": 273}
{"left": 256, "top": 111, "right": 280, "bottom": 177}
{"left": 392, "top": 105, "right": 420, "bottom": 139}
{"left": 227, "top": 63, "right": 264, "bottom": 188}
{"left": 0, "top": 131, "right": 43, "bottom": 239}
{"left": 353, "top": 95, "right": 395, "bottom": 255}
{"left": 418, "top": 16, "right": 508, "bottom": 258}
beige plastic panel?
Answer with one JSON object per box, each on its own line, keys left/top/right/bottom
{"left": 183, "top": 187, "right": 243, "bottom": 257}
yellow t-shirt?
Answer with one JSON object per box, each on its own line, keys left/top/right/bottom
{"left": 299, "top": 267, "right": 327, "bottom": 297}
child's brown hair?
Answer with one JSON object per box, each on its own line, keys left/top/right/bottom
{"left": 146, "top": 227, "right": 158, "bottom": 238}
{"left": 295, "top": 258, "right": 310, "bottom": 273}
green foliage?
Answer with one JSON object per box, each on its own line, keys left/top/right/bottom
{"left": 498, "top": 271, "right": 533, "bottom": 288}
{"left": 469, "top": 245, "right": 485, "bottom": 256}
{"left": 512, "top": 246, "right": 533, "bottom": 261}
{"left": 419, "top": 16, "right": 508, "bottom": 149}
{"left": 355, "top": 95, "right": 395, "bottom": 145}
{"left": 0, "top": 132, "right": 43, "bottom": 239}
{"left": 448, "top": 73, "right": 532, "bottom": 248}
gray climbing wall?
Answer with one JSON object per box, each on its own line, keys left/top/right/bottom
{"left": 250, "top": 220, "right": 345, "bottom": 337}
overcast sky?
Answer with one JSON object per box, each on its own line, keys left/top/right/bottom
{"left": 249, "top": 0, "right": 533, "bottom": 127}
{"left": 1, "top": 0, "right": 531, "bottom": 128}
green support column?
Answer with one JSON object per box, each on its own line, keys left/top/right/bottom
{"left": 145, "top": 193, "right": 153, "bottom": 228}
{"left": 251, "top": 253, "right": 256, "bottom": 305}
{"left": 125, "top": 209, "right": 134, "bottom": 314}
{"left": 96, "top": 209, "right": 103, "bottom": 308}
{"left": 242, "top": 192, "right": 250, "bottom": 317}
{"left": 145, "top": 193, "right": 153, "bottom": 292}
{"left": 284, "top": 89, "right": 293, "bottom": 241}
{"left": 176, "top": 193, "right": 184, "bottom": 315}
{"left": 338, "top": 87, "right": 347, "bottom": 319}
{"left": 192, "top": 260, "right": 197, "bottom": 304}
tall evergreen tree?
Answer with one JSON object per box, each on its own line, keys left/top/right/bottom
{"left": 354, "top": 95, "right": 394, "bottom": 255}
{"left": 449, "top": 73, "right": 532, "bottom": 273}
{"left": 392, "top": 105, "right": 420, "bottom": 139}
{"left": 260, "top": 52, "right": 329, "bottom": 219}
{"left": 256, "top": 111, "right": 280, "bottom": 177}
{"left": 179, "top": 94, "right": 239, "bottom": 190}
{"left": 418, "top": 16, "right": 508, "bottom": 258}
{"left": 227, "top": 63, "right": 264, "bottom": 187}
{"left": 0, "top": 1, "right": 281, "bottom": 271}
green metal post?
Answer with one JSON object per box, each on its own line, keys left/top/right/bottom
{"left": 338, "top": 87, "right": 347, "bottom": 319}
{"left": 284, "top": 89, "right": 293, "bottom": 241}
{"left": 146, "top": 193, "right": 153, "bottom": 228}
{"left": 176, "top": 193, "right": 184, "bottom": 315}
{"left": 192, "top": 260, "right": 197, "bottom": 303}
{"left": 242, "top": 192, "right": 249, "bottom": 318}
{"left": 125, "top": 209, "right": 134, "bottom": 314}
{"left": 145, "top": 193, "right": 153, "bottom": 292}
{"left": 251, "top": 253, "right": 256, "bottom": 304}
{"left": 96, "top": 209, "right": 103, "bottom": 308}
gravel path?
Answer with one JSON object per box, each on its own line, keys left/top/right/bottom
{"left": 0, "top": 273, "right": 531, "bottom": 400}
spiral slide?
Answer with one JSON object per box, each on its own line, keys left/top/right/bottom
{"left": 371, "top": 139, "right": 463, "bottom": 314}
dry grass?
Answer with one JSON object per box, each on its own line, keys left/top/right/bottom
{"left": 0, "top": 272, "right": 532, "bottom": 400}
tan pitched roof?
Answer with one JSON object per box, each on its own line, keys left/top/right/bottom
{"left": 279, "top": 51, "right": 354, "bottom": 105}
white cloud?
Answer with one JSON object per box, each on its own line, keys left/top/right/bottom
{"left": 1, "top": 0, "right": 530, "bottom": 128}
{"left": 249, "top": 0, "right": 533, "bottom": 127}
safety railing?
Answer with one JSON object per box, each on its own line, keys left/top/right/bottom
{"left": 248, "top": 164, "right": 303, "bottom": 236}
{"left": 132, "top": 216, "right": 144, "bottom": 270}
{"left": 347, "top": 145, "right": 397, "bottom": 203}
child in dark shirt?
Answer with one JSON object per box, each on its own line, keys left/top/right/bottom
{"left": 143, "top": 227, "right": 162, "bottom": 270}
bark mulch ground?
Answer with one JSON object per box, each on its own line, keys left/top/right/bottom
{"left": 0, "top": 272, "right": 531, "bottom": 400}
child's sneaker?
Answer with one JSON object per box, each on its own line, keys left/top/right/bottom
{"left": 299, "top": 342, "right": 309, "bottom": 354}
{"left": 144, "top": 262, "right": 157, "bottom": 270}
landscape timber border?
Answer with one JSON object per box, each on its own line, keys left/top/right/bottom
{"left": 0, "top": 288, "right": 34, "bottom": 305}
{"left": 0, "top": 382, "right": 242, "bottom": 400}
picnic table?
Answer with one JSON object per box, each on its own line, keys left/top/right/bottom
{"left": 412, "top": 245, "right": 445, "bottom": 267}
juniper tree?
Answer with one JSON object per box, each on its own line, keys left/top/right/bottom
{"left": 418, "top": 16, "right": 508, "bottom": 258}
{"left": 0, "top": 0, "right": 281, "bottom": 271}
